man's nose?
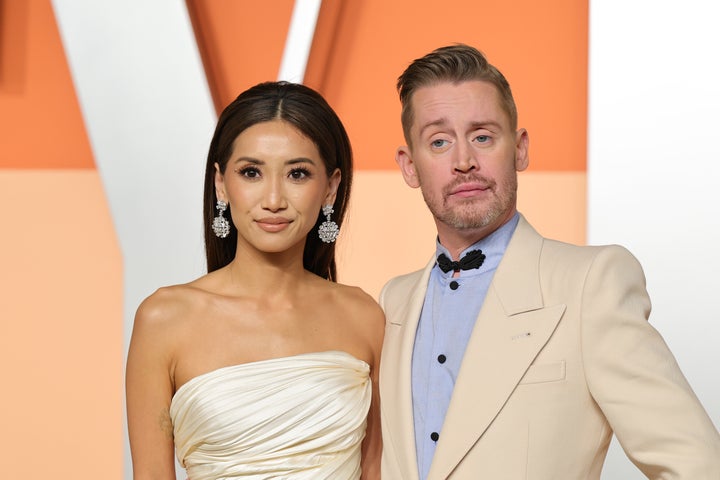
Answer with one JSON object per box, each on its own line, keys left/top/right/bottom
{"left": 453, "top": 140, "right": 478, "bottom": 173}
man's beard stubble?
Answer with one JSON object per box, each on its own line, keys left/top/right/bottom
{"left": 419, "top": 172, "right": 518, "bottom": 231}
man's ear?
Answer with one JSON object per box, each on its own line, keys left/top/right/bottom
{"left": 324, "top": 168, "right": 342, "bottom": 205}
{"left": 396, "top": 146, "right": 421, "bottom": 188}
{"left": 514, "top": 128, "right": 530, "bottom": 172}
{"left": 214, "top": 163, "right": 227, "bottom": 202}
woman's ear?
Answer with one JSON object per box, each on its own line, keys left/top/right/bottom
{"left": 324, "top": 168, "right": 342, "bottom": 205}
{"left": 214, "top": 163, "right": 227, "bottom": 202}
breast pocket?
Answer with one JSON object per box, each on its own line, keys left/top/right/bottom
{"left": 518, "top": 360, "right": 566, "bottom": 385}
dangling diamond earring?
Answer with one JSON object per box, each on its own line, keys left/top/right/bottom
{"left": 318, "top": 204, "right": 339, "bottom": 243}
{"left": 212, "top": 200, "right": 230, "bottom": 238}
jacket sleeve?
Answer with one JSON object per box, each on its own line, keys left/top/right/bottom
{"left": 580, "top": 245, "right": 720, "bottom": 479}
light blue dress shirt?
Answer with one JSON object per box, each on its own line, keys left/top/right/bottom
{"left": 411, "top": 213, "right": 519, "bottom": 480}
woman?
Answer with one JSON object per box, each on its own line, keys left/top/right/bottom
{"left": 126, "top": 81, "right": 384, "bottom": 479}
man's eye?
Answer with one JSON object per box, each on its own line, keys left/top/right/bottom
{"left": 431, "top": 139, "right": 447, "bottom": 148}
{"left": 475, "top": 135, "right": 490, "bottom": 143}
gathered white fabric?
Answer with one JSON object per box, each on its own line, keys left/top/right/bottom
{"left": 169, "top": 351, "right": 371, "bottom": 480}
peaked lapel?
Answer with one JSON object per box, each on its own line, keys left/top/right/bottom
{"left": 427, "top": 216, "right": 566, "bottom": 480}
{"left": 381, "top": 258, "right": 435, "bottom": 480}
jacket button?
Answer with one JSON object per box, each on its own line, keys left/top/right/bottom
{"left": 449, "top": 281, "right": 459, "bottom": 290}
{"left": 430, "top": 432, "right": 439, "bottom": 442}
{"left": 437, "top": 354, "right": 447, "bottom": 364}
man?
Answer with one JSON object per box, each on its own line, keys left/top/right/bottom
{"left": 379, "top": 44, "right": 720, "bottom": 480}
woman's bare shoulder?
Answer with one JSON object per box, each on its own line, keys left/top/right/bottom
{"left": 133, "top": 277, "right": 218, "bottom": 333}
{"left": 328, "top": 282, "right": 385, "bottom": 332}
{"left": 328, "top": 283, "right": 385, "bottom": 368}
{"left": 338, "top": 283, "right": 381, "bottom": 308}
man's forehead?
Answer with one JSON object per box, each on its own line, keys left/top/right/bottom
{"left": 411, "top": 81, "right": 507, "bottom": 133}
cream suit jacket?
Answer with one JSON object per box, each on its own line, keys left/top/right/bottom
{"left": 379, "top": 215, "right": 720, "bottom": 480}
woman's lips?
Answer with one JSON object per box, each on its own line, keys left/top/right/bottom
{"left": 255, "top": 217, "right": 291, "bottom": 232}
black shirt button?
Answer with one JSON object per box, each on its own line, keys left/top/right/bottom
{"left": 430, "top": 432, "right": 439, "bottom": 442}
{"left": 449, "top": 281, "right": 459, "bottom": 290}
{"left": 437, "top": 354, "right": 446, "bottom": 364}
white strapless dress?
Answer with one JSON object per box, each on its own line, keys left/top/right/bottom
{"left": 169, "top": 351, "right": 371, "bottom": 480}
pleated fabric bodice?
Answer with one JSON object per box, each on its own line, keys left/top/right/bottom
{"left": 169, "top": 351, "right": 371, "bottom": 480}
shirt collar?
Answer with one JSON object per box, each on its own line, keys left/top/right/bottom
{"left": 433, "top": 212, "right": 520, "bottom": 277}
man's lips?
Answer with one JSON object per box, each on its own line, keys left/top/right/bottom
{"left": 448, "top": 182, "right": 491, "bottom": 197}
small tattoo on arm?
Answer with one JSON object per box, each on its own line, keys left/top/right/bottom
{"left": 159, "top": 407, "right": 174, "bottom": 439}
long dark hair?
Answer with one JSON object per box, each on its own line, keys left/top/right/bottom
{"left": 203, "top": 81, "right": 353, "bottom": 281}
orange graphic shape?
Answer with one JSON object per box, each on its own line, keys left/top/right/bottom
{"left": 0, "top": 0, "right": 94, "bottom": 169}
{"left": 186, "top": 0, "right": 296, "bottom": 113}
{"left": 0, "top": 170, "right": 122, "bottom": 479}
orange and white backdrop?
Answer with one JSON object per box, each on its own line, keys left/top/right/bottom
{"left": 1, "top": 1, "right": 717, "bottom": 478}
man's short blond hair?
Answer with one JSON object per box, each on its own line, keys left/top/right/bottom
{"left": 397, "top": 44, "right": 518, "bottom": 146}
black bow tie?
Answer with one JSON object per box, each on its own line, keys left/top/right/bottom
{"left": 436, "top": 249, "right": 486, "bottom": 273}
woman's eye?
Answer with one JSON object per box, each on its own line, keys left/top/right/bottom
{"left": 289, "top": 168, "right": 311, "bottom": 180}
{"left": 239, "top": 166, "right": 260, "bottom": 178}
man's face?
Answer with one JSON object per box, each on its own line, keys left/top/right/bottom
{"left": 396, "top": 80, "right": 529, "bottom": 242}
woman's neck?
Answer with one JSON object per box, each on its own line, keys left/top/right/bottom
{"left": 221, "top": 244, "right": 310, "bottom": 296}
